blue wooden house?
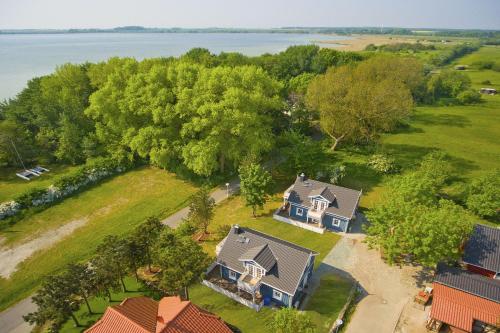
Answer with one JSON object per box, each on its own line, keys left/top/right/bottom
{"left": 202, "top": 225, "right": 317, "bottom": 311}
{"left": 274, "top": 174, "right": 362, "bottom": 233}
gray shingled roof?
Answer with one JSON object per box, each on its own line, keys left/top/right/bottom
{"left": 216, "top": 227, "right": 317, "bottom": 295}
{"left": 434, "top": 263, "right": 500, "bottom": 303}
{"left": 462, "top": 224, "right": 500, "bottom": 273}
{"left": 287, "top": 177, "right": 361, "bottom": 219}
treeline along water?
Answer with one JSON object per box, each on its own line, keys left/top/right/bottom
{"left": 0, "top": 32, "right": 349, "bottom": 100}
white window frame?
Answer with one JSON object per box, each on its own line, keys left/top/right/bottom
{"left": 332, "top": 218, "right": 341, "bottom": 227}
{"left": 272, "top": 289, "right": 283, "bottom": 301}
{"left": 228, "top": 270, "right": 237, "bottom": 280}
{"left": 296, "top": 207, "right": 304, "bottom": 216}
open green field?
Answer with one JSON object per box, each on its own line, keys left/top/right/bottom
{"left": 0, "top": 167, "right": 198, "bottom": 311}
{"left": 337, "top": 47, "right": 500, "bottom": 209}
{"left": 0, "top": 164, "right": 78, "bottom": 202}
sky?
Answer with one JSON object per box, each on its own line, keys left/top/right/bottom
{"left": 1, "top": 0, "right": 499, "bottom": 30}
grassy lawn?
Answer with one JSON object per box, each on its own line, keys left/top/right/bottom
{"left": 0, "top": 164, "right": 79, "bottom": 203}
{"left": 190, "top": 283, "right": 275, "bottom": 333}
{"left": 305, "top": 274, "right": 353, "bottom": 333}
{"left": 0, "top": 166, "right": 198, "bottom": 311}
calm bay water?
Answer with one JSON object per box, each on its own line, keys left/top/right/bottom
{"left": 0, "top": 32, "right": 349, "bottom": 100}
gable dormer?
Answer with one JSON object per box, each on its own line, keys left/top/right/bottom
{"left": 238, "top": 244, "right": 276, "bottom": 278}
{"left": 308, "top": 186, "right": 336, "bottom": 211}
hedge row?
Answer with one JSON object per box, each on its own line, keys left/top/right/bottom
{"left": 0, "top": 158, "right": 132, "bottom": 221}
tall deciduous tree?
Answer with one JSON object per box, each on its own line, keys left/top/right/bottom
{"left": 24, "top": 274, "right": 81, "bottom": 331}
{"left": 65, "top": 263, "right": 96, "bottom": 315}
{"left": 187, "top": 187, "right": 215, "bottom": 235}
{"left": 306, "top": 56, "right": 416, "bottom": 150}
{"left": 132, "top": 216, "right": 163, "bottom": 272}
{"left": 154, "top": 228, "right": 210, "bottom": 299}
{"left": 239, "top": 162, "right": 273, "bottom": 217}
{"left": 96, "top": 235, "right": 129, "bottom": 292}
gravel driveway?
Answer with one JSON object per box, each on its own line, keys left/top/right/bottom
{"left": 320, "top": 215, "right": 429, "bottom": 333}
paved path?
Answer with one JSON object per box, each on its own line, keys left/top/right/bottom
{"left": 0, "top": 179, "right": 240, "bottom": 333}
{"left": 317, "top": 219, "right": 427, "bottom": 333}
{"left": 161, "top": 178, "right": 240, "bottom": 227}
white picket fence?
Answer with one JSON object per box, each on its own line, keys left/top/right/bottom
{"left": 273, "top": 210, "right": 325, "bottom": 234}
{"left": 202, "top": 279, "right": 263, "bottom": 312}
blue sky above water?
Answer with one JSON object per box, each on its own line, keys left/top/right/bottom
{"left": 1, "top": 0, "right": 499, "bottom": 30}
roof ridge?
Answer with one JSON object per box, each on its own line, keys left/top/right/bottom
{"left": 239, "top": 227, "right": 317, "bottom": 255}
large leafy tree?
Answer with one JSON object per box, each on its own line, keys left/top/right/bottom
{"left": 154, "top": 228, "right": 210, "bottom": 299}
{"left": 187, "top": 187, "right": 215, "bottom": 235}
{"left": 366, "top": 153, "right": 474, "bottom": 266}
{"left": 269, "top": 307, "right": 315, "bottom": 333}
{"left": 239, "top": 162, "right": 273, "bottom": 217}
{"left": 278, "top": 130, "right": 327, "bottom": 177}
{"left": 306, "top": 56, "right": 416, "bottom": 150}
{"left": 177, "top": 65, "right": 282, "bottom": 176}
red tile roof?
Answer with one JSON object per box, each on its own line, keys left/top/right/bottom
{"left": 85, "top": 296, "right": 232, "bottom": 333}
{"left": 430, "top": 283, "right": 500, "bottom": 332}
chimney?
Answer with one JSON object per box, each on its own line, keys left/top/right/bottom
{"left": 234, "top": 224, "right": 240, "bottom": 234}
{"left": 299, "top": 173, "right": 305, "bottom": 182}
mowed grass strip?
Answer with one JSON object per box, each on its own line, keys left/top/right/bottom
{"left": 0, "top": 166, "right": 198, "bottom": 311}
{"left": 305, "top": 274, "right": 353, "bottom": 333}
{"left": 0, "top": 164, "right": 79, "bottom": 203}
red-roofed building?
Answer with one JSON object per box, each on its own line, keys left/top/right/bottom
{"left": 427, "top": 264, "right": 500, "bottom": 333}
{"left": 85, "top": 296, "right": 233, "bottom": 333}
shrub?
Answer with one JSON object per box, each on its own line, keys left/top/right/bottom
{"left": 368, "top": 154, "right": 399, "bottom": 174}
{"left": 481, "top": 80, "right": 492, "bottom": 85}
{"left": 215, "top": 224, "right": 232, "bottom": 240}
{"left": 457, "top": 89, "right": 482, "bottom": 104}
{"left": 328, "top": 164, "right": 347, "bottom": 184}
{"left": 176, "top": 219, "right": 197, "bottom": 237}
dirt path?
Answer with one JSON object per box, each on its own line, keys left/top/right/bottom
{"left": 318, "top": 216, "right": 429, "bottom": 333}
{"left": 0, "top": 218, "right": 88, "bottom": 279}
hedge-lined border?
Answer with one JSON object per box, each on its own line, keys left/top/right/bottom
{"left": 0, "top": 157, "right": 132, "bottom": 222}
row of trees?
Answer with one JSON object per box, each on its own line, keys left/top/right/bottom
{"left": 24, "top": 217, "right": 210, "bottom": 331}
{"left": 0, "top": 45, "right": 363, "bottom": 172}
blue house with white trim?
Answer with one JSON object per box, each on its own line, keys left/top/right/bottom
{"left": 275, "top": 174, "right": 362, "bottom": 233}
{"left": 203, "top": 225, "right": 317, "bottom": 311}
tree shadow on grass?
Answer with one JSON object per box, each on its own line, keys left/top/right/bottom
{"left": 412, "top": 113, "right": 471, "bottom": 128}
